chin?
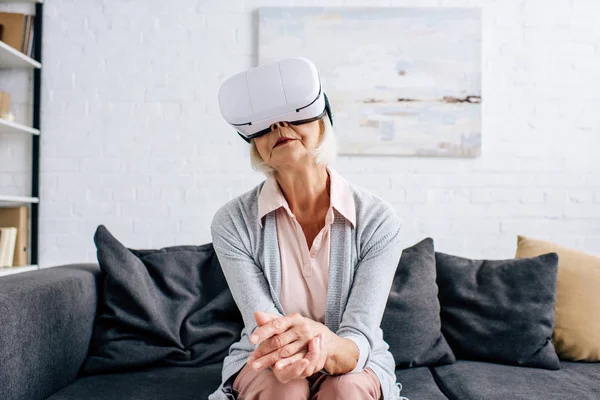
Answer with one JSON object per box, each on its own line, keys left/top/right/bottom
{"left": 274, "top": 151, "right": 308, "bottom": 168}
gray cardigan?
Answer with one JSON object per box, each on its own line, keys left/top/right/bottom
{"left": 208, "top": 177, "right": 405, "bottom": 400}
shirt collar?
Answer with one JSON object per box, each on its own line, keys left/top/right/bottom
{"left": 257, "top": 165, "right": 356, "bottom": 229}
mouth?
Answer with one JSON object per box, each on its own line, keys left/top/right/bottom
{"left": 273, "top": 138, "right": 295, "bottom": 148}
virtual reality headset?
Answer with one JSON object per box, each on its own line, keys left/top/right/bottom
{"left": 217, "top": 57, "right": 333, "bottom": 143}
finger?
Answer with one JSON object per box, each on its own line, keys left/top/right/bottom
{"left": 250, "top": 348, "right": 282, "bottom": 371}
{"left": 300, "top": 335, "right": 321, "bottom": 377}
{"left": 254, "top": 311, "right": 281, "bottom": 327}
{"left": 251, "top": 338, "right": 305, "bottom": 371}
{"left": 274, "top": 351, "right": 305, "bottom": 371}
{"left": 277, "top": 339, "right": 305, "bottom": 360}
{"left": 249, "top": 329, "right": 299, "bottom": 362}
{"left": 318, "top": 333, "right": 327, "bottom": 370}
{"left": 278, "top": 357, "right": 307, "bottom": 383}
{"left": 250, "top": 312, "right": 302, "bottom": 345}
{"left": 312, "top": 334, "right": 324, "bottom": 373}
{"left": 295, "top": 358, "right": 311, "bottom": 379}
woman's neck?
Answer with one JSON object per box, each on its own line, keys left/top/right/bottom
{"left": 273, "top": 165, "right": 330, "bottom": 220}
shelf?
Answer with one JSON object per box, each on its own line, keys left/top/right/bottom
{"left": 0, "top": 265, "right": 38, "bottom": 277}
{"left": 0, "top": 118, "right": 40, "bottom": 135}
{"left": 0, "top": 40, "right": 41, "bottom": 69}
{"left": 0, "top": 195, "right": 39, "bottom": 206}
{"left": 0, "top": 0, "right": 43, "bottom": 3}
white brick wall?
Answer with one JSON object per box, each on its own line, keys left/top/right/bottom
{"left": 1, "top": 0, "right": 599, "bottom": 269}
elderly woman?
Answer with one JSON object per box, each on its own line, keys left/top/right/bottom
{"left": 208, "top": 59, "right": 405, "bottom": 400}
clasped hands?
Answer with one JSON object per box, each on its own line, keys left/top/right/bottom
{"left": 246, "top": 311, "right": 330, "bottom": 384}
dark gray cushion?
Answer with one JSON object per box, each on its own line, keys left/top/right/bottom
{"left": 47, "top": 363, "right": 223, "bottom": 400}
{"left": 435, "top": 251, "right": 560, "bottom": 370}
{"left": 81, "top": 225, "right": 244, "bottom": 375}
{"left": 395, "top": 366, "right": 449, "bottom": 399}
{"left": 432, "top": 360, "right": 600, "bottom": 400}
{"left": 382, "top": 238, "right": 455, "bottom": 367}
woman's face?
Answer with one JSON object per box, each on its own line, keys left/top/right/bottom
{"left": 253, "top": 119, "right": 322, "bottom": 171}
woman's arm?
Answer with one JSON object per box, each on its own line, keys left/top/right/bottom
{"left": 211, "top": 207, "right": 283, "bottom": 338}
{"left": 335, "top": 204, "right": 403, "bottom": 374}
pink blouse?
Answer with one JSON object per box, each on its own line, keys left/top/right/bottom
{"left": 257, "top": 166, "right": 356, "bottom": 323}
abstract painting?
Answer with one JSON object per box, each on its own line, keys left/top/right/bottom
{"left": 258, "top": 7, "right": 482, "bottom": 157}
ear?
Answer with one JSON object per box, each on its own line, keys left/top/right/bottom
{"left": 254, "top": 310, "right": 281, "bottom": 327}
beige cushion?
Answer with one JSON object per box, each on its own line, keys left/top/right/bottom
{"left": 515, "top": 235, "right": 600, "bottom": 361}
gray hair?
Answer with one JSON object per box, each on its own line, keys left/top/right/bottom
{"left": 249, "top": 115, "right": 337, "bottom": 177}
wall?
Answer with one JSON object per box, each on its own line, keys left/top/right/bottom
{"left": 1, "top": 0, "right": 599, "bottom": 269}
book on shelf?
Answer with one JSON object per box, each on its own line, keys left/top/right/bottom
{"left": 0, "top": 91, "right": 10, "bottom": 118}
{"left": 0, "top": 12, "right": 35, "bottom": 57}
{"left": 27, "top": 21, "right": 34, "bottom": 57}
{"left": 0, "top": 206, "right": 28, "bottom": 267}
{"left": 0, "top": 227, "right": 17, "bottom": 267}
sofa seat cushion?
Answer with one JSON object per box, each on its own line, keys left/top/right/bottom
{"left": 395, "top": 366, "right": 449, "bottom": 399}
{"left": 431, "top": 360, "right": 600, "bottom": 400}
{"left": 46, "top": 363, "right": 222, "bottom": 400}
{"left": 48, "top": 363, "right": 448, "bottom": 400}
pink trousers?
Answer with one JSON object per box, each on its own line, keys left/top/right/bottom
{"left": 232, "top": 362, "right": 382, "bottom": 400}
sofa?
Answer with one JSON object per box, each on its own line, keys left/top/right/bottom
{"left": 0, "top": 230, "right": 598, "bottom": 400}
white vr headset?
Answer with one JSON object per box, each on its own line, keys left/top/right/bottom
{"left": 217, "top": 57, "right": 333, "bottom": 143}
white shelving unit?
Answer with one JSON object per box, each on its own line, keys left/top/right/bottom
{"left": 0, "top": 0, "right": 43, "bottom": 3}
{"left": 0, "top": 40, "right": 41, "bottom": 69}
{"left": 0, "top": 195, "right": 39, "bottom": 205}
{"left": 0, "top": 117, "right": 40, "bottom": 135}
{"left": 0, "top": 0, "right": 42, "bottom": 276}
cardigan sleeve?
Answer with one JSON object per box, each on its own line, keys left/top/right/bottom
{"left": 335, "top": 204, "right": 403, "bottom": 374}
{"left": 210, "top": 207, "right": 284, "bottom": 340}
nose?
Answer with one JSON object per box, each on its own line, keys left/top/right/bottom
{"left": 270, "top": 121, "right": 289, "bottom": 131}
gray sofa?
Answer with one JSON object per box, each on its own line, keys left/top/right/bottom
{"left": 1, "top": 262, "right": 599, "bottom": 400}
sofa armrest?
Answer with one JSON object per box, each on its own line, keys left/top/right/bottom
{"left": 0, "top": 263, "right": 102, "bottom": 400}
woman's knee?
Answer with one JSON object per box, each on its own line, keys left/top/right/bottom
{"left": 315, "top": 370, "right": 381, "bottom": 400}
{"left": 234, "top": 365, "right": 310, "bottom": 400}
{"left": 267, "top": 376, "right": 310, "bottom": 399}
